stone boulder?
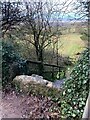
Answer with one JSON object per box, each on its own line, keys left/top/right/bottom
{"left": 13, "top": 75, "right": 53, "bottom": 88}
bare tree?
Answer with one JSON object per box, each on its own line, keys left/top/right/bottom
{"left": 73, "top": 1, "right": 90, "bottom": 43}
{"left": 20, "top": 1, "right": 63, "bottom": 75}
{"left": 0, "top": 2, "right": 23, "bottom": 36}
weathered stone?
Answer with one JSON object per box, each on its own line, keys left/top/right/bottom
{"left": 46, "top": 81, "right": 53, "bottom": 88}
{"left": 31, "top": 74, "right": 43, "bottom": 79}
{"left": 13, "top": 75, "right": 53, "bottom": 88}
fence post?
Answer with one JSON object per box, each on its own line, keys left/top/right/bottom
{"left": 52, "top": 66, "right": 54, "bottom": 80}
{"left": 64, "top": 68, "right": 66, "bottom": 78}
{"left": 59, "top": 67, "right": 60, "bottom": 79}
{"left": 38, "top": 61, "right": 44, "bottom": 76}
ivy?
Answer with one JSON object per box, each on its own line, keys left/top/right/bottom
{"left": 61, "top": 48, "right": 89, "bottom": 118}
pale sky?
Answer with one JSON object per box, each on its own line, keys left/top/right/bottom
{"left": 0, "top": 0, "right": 79, "bottom": 2}
{"left": 1, "top": 0, "right": 87, "bottom": 21}
{"left": 1, "top": 0, "right": 87, "bottom": 2}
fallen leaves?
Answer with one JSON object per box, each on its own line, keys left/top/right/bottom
{"left": 1, "top": 90, "right": 61, "bottom": 119}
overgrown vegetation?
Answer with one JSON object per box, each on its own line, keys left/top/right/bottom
{"left": 2, "top": 41, "right": 19, "bottom": 88}
{"left": 61, "top": 48, "right": 89, "bottom": 118}
{"left": 13, "top": 79, "right": 62, "bottom": 107}
{"left": 2, "top": 40, "right": 28, "bottom": 88}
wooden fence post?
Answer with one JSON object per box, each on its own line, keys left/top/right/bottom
{"left": 59, "top": 67, "right": 60, "bottom": 79}
{"left": 52, "top": 66, "right": 54, "bottom": 79}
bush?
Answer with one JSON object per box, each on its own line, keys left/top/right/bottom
{"left": 80, "top": 33, "right": 88, "bottom": 41}
{"left": 2, "top": 41, "right": 20, "bottom": 88}
{"left": 80, "top": 28, "right": 90, "bottom": 41}
{"left": 61, "top": 48, "right": 89, "bottom": 118}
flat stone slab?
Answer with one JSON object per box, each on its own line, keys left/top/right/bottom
{"left": 13, "top": 75, "right": 53, "bottom": 88}
{"left": 13, "top": 75, "right": 65, "bottom": 89}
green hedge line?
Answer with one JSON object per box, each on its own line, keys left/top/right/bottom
{"left": 61, "top": 48, "right": 89, "bottom": 118}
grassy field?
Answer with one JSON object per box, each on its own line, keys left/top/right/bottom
{"left": 13, "top": 32, "right": 86, "bottom": 63}
{"left": 58, "top": 33, "right": 86, "bottom": 60}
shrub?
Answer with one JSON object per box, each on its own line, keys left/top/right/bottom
{"left": 2, "top": 41, "right": 20, "bottom": 88}
{"left": 61, "top": 48, "right": 89, "bottom": 118}
{"left": 80, "top": 33, "right": 88, "bottom": 41}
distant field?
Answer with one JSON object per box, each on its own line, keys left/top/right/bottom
{"left": 15, "top": 33, "right": 86, "bottom": 62}
{"left": 58, "top": 33, "right": 86, "bottom": 60}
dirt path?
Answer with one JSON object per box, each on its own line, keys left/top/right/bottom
{"left": 1, "top": 92, "right": 30, "bottom": 118}
{"left": 0, "top": 91, "right": 60, "bottom": 119}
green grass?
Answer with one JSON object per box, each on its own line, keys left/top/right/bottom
{"left": 58, "top": 33, "right": 86, "bottom": 59}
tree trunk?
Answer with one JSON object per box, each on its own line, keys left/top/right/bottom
{"left": 36, "top": 48, "right": 44, "bottom": 76}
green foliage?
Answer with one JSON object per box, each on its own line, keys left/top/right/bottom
{"left": 80, "top": 31, "right": 89, "bottom": 41}
{"left": 80, "top": 34, "right": 88, "bottom": 41}
{"left": 2, "top": 41, "right": 20, "bottom": 88}
{"left": 61, "top": 48, "right": 89, "bottom": 118}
